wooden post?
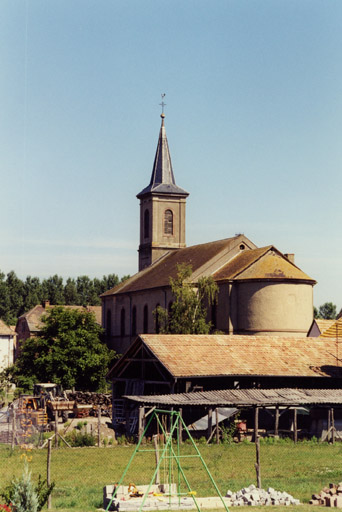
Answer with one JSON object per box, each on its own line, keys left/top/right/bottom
{"left": 138, "top": 406, "right": 145, "bottom": 440}
{"left": 254, "top": 407, "right": 261, "bottom": 489}
{"left": 153, "top": 434, "right": 160, "bottom": 484}
{"left": 179, "top": 408, "right": 183, "bottom": 444}
{"left": 254, "top": 406, "right": 259, "bottom": 442}
{"left": 215, "top": 407, "right": 220, "bottom": 444}
{"left": 207, "top": 408, "right": 213, "bottom": 442}
{"left": 293, "top": 408, "right": 297, "bottom": 444}
{"left": 54, "top": 411, "right": 58, "bottom": 449}
{"left": 327, "top": 408, "right": 331, "bottom": 443}
{"left": 11, "top": 409, "right": 16, "bottom": 449}
{"left": 98, "top": 407, "right": 101, "bottom": 447}
{"left": 47, "top": 438, "right": 52, "bottom": 509}
{"left": 274, "top": 405, "right": 279, "bottom": 437}
{"left": 331, "top": 408, "right": 335, "bottom": 444}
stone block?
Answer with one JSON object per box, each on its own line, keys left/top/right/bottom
{"left": 336, "top": 496, "right": 342, "bottom": 508}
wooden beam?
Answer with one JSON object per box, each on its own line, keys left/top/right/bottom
{"left": 293, "top": 408, "right": 297, "bottom": 444}
{"left": 207, "top": 408, "right": 213, "bottom": 442}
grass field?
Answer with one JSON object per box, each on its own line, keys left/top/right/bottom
{"left": 0, "top": 440, "right": 340, "bottom": 511}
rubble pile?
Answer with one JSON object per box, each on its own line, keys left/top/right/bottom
{"left": 67, "top": 391, "right": 112, "bottom": 416}
{"left": 310, "top": 483, "right": 342, "bottom": 507}
{"left": 225, "top": 484, "right": 300, "bottom": 506}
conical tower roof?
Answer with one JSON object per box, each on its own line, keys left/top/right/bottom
{"left": 137, "top": 114, "right": 189, "bottom": 198}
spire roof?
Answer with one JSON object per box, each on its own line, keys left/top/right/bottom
{"left": 137, "top": 114, "right": 189, "bottom": 198}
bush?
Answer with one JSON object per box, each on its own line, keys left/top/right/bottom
{"left": 64, "top": 432, "right": 95, "bottom": 447}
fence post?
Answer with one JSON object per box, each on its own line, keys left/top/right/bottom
{"left": 274, "top": 405, "right": 279, "bottom": 437}
{"left": 215, "top": 407, "right": 220, "bottom": 444}
{"left": 179, "top": 408, "right": 183, "bottom": 444}
{"left": 207, "top": 408, "right": 213, "bottom": 441}
{"left": 254, "top": 407, "right": 261, "bottom": 488}
{"left": 11, "top": 408, "right": 16, "bottom": 449}
{"left": 331, "top": 408, "right": 335, "bottom": 444}
{"left": 98, "top": 407, "right": 101, "bottom": 447}
{"left": 293, "top": 408, "right": 297, "bottom": 444}
{"left": 47, "top": 438, "right": 52, "bottom": 509}
{"left": 54, "top": 411, "right": 58, "bottom": 448}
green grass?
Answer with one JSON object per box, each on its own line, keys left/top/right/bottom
{"left": 0, "top": 441, "right": 341, "bottom": 511}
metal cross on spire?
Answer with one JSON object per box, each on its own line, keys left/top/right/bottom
{"left": 159, "top": 93, "right": 166, "bottom": 114}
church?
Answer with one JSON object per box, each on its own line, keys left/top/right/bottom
{"left": 101, "top": 113, "right": 316, "bottom": 354}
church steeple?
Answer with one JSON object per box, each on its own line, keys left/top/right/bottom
{"left": 137, "top": 113, "right": 189, "bottom": 271}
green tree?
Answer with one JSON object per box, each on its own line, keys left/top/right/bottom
{"left": 42, "top": 275, "right": 65, "bottom": 305}
{"left": 64, "top": 277, "right": 80, "bottom": 305}
{"left": 154, "top": 263, "right": 218, "bottom": 334}
{"left": 0, "top": 271, "right": 10, "bottom": 321}
{"left": 317, "top": 302, "right": 337, "bottom": 320}
{"left": 8, "top": 307, "right": 115, "bottom": 391}
{"left": 23, "top": 276, "right": 43, "bottom": 312}
{"left": 6, "top": 270, "right": 25, "bottom": 323}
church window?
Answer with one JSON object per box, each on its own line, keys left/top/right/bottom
{"left": 155, "top": 303, "right": 160, "bottom": 333}
{"left": 120, "top": 308, "right": 126, "bottom": 337}
{"left": 211, "top": 302, "right": 217, "bottom": 330}
{"left": 144, "top": 209, "right": 150, "bottom": 239}
{"left": 106, "top": 310, "right": 112, "bottom": 336}
{"left": 143, "top": 304, "right": 148, "bottom": 333}
{"left": 132, "top": 306, "right": 137, "bottom": 336}
{"left": 164, "top": 210, "right": 173, "bottom": 235}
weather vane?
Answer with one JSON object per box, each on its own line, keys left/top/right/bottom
{"left": 159, "top": 93, "right": 166, "bottom": 114}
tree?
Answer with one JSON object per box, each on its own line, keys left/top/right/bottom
{"left": 317, "top": 302, "right": 337, "bottom": 320}
{"left": 154, "top": 263, "right": 218, "bottom": 334}
{"left": 8, "top": 307, "right": 115, "bottom": 391}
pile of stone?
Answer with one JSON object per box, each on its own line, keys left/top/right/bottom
{"left": 225, "top": 484, "right": 300, "bottom": 506}
{"left": 310, "top": 483, "right": 342, "bottom": 507}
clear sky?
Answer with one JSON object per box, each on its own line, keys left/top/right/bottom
{"left": 1, "top": 0, "right": 341, "bottom": 309}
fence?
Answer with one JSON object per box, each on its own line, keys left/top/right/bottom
{"left": 1, "top": 407, "right": 342, "bottom": 511}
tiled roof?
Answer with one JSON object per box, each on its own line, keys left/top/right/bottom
{"left": 0, "top": 320, "right": 15, "bottom": 336}
{"left": 101, "top": 235, "right": 255, "bottom": 296}
{"left": 116, "top": 334, "right": 340, "bottom": 379}
{"left": 18, "top": 304, "right": 102, "bottom": 332}
{"left": 319, "top": 318, "right": 342, "bottom": 339}
{"left": 315, "top": 319, "right": 336, "bottom": 334}
{"left": 214, "top": 247, "right": 315, "bottom": 283}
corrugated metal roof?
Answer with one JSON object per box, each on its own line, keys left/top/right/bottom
{"left": 125, "top": 388, "right": 342, "bottom": 407}
{"left": 137, "top": 334, "right": 340, "bottom": 378}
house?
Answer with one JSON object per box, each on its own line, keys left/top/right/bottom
{"left": 16, "top": 301, "right": 102, "bottom": 348}
{"left": 108, "top": 333, "right": 342, "bottom": 434}
{"left": 308, "top": 318, "right": 342, "bottom": 338}
{"left": 0, "top": 320, "right": 16, "bottom": 370}
{"left": 101, "top": 113, "right": 316, "bottom": 354}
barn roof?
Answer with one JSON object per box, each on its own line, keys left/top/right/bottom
{"left": 108, "top": 334, "right": 341, "bottom": 380}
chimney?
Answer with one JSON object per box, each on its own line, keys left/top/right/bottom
{"left": 284, "top": 253, "right": 295, "bottom": 264}
{"left": 42, "top": 300, "right": 50, "bottom": 309}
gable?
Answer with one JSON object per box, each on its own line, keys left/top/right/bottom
{"left": 214, "top": 247, "right": 315, "bottom": 283}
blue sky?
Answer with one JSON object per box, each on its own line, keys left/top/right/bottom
{"left": 1, "top": 0, "right": 341, "bottom": 309}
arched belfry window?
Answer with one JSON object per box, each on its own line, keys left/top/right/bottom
{"left": 164, "top": 209, "right": 173, "bottom": 235}
{"left": 144, "top": 209, "right": 150, "bottom": 239}
{"left": 143, "top": 305, "right": 148, "bottom": 333}
{"left": 120, "top": 308, "right": 126, "bottom": 337}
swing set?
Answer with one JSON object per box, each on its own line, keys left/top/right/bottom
{"left": 105, "top": 409, "right": 229, "bottom": 512}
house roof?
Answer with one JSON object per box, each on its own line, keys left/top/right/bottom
{"left": 109, "top": 334, "right": 341, "bottom": 380}
{"left": 315, "top": 319, "right": 336, "bottom": 334}
{"left": 319, "top": 318, "right": 342, "bottom": 339}
{"left": 125, "top": 388, "right": 342, "bottom": 407}
{"left": 101, "top": 235, "right": 256, "bottom": 296}
{"left": 17, "top": 304, "right": 102, "bottom": 333}
{"left": 137, "top": 114, "right": 188, "bottom": 199}
{"left": 214, "top": 246, "right": 315, "bottom": 283}
{"left": 0, "top": 319, "right": 15, "bottom": 336}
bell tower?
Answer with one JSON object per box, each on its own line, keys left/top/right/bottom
{"left": 137, "top": 113, "right": 189, "bottom": 271}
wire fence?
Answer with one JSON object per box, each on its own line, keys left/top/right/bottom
{"left": 1, "top": 407, "right": 342, "bottom": 511}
